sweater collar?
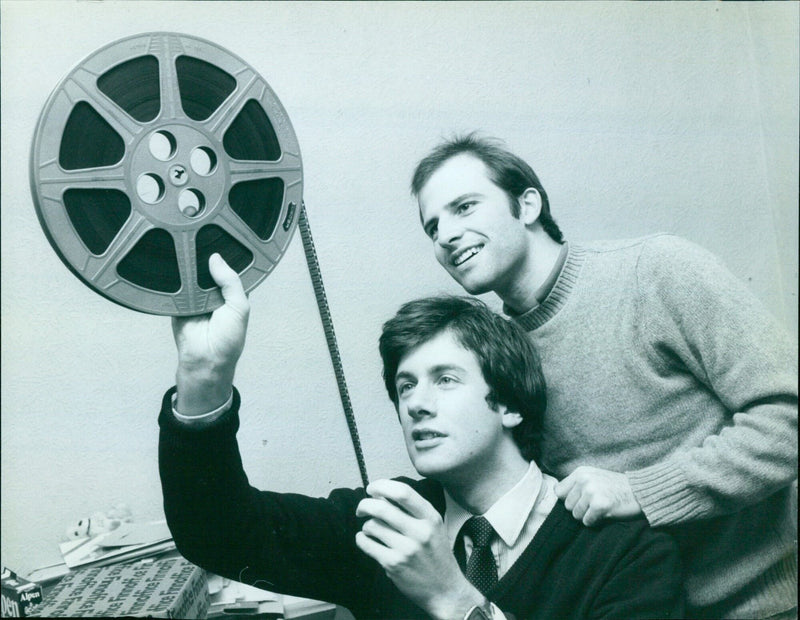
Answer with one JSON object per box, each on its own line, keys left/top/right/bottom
{"left": 505, "top": 243, "right": 586, "bottom": 331}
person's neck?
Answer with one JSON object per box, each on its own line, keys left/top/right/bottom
{"left": 499, "top": 231, "right": 564, "bottom": 315}
{"left": 441, "top": 452, "right": 531, "bottom": 515}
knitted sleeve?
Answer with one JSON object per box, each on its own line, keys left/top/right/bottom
{"left": 626, "top": 235, "right": 798, "bottom": 526}
{"left": 158, "top": 386, "right": 377, "bottom": 612}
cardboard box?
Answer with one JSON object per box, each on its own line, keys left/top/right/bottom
{"left": 1, "top": 568, "right": 43, "bottom": 617}
{"left": 29, "top": 557, "right": 208, "bottom": 618}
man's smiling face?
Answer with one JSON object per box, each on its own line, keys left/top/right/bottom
{"left": 418, "top": 154, "right": 532, "bottom": 297}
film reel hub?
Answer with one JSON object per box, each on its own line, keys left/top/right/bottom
{"left": 129, "top": 123, "right": 226, "bottom": 227}
{"left": 30, "top": 32, "right": 303, "bottom": 316}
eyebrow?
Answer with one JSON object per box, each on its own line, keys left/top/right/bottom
{"left": 394, "top": 370, "right": 415, "bottom": 386}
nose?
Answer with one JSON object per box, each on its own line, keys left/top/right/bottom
{"left": 436, "top": 213, "right": 462, "bottom": 248}
{"left": 405, "top": 383, "right": 436, "bottom": 421}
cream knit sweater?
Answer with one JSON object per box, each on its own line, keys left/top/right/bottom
{"left": 511, "top": 235, "right": 797, "bottom": 618}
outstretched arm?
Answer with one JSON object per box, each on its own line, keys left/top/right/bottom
{"left": 160, "top": 256, "right": 377, "bottom": 609}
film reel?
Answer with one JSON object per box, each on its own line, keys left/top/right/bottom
{"left": 30, "top": 32, "right": 303, "bottom": 315}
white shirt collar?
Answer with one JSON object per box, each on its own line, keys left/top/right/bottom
{"left": 444, "top": 461, "right": 544, "bottom": 548}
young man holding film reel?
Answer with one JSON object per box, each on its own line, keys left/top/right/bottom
{"left": 410, "top": 134, "right": 798, "bottom": 619}
{"left": 158, "top": 255, "right": 683, "bottom": 619}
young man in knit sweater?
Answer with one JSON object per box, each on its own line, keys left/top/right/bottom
{"left": 412, "top": 134, "right": 798, "bottom": 619}
{"left": 159, "top": 259, "right": 683, "bottom": 619}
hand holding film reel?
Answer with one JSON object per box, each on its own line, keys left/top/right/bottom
{"left": 30, "top": 32, "right": 368, "bottom": 485}
{"left": 171, "top": 253, "right": 249, "bottom": 416}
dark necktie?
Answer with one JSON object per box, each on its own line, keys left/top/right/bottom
{"left": 459, "top": 516, "right": 498, "bottom": 595}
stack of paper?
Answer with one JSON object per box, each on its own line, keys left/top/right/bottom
{"left": 58, "top": 520, "right": 175, "bottom": 570}
{"left": 207, "top": 576, "right": 284, "bottom": 618}
{"left": 206, "top": 575, "right": 337, "bottom": 620}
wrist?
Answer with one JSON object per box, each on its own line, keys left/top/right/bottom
{"left": 175, "top": 364, "right": 234, "bottom": 415}
{"left": 427, "top": 585, "right": 485, "bottom": 620}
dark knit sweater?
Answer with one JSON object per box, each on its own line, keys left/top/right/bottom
{"left": 159, "top": 387, "right": 683, "bottom": 619}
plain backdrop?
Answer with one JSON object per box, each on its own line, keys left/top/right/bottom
{"left": 1, "top": 1, "right": 797, "bottom": 576}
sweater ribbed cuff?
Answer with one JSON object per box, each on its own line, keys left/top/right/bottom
{"left": 627, "top": 460, "right": 713, "bottom": 527}
{"left": 159, "top": 386, "right": 241, "bottom": 438}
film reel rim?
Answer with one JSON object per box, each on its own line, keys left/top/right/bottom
{"left": 30, "top": 31, "right": 303, "bottom": 316}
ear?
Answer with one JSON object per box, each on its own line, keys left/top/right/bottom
{"left": 501, "top": 410, "right": 524, "bottom": 429}
{"left": 518, "top": 188, "right": 542, "bottom": 226}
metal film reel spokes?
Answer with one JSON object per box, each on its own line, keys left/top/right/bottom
{"left": 30, "top": 32, "right": 303, "bottom": 315}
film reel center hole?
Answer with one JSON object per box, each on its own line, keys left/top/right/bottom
{"left": 136, "top": 173, "right": 165, "bottom": 204}
{"left": 179, "top": 188, "right": 205, "bottom": 217}
{"left": 148, "top": 131, "right": 177, "bottom": 161}
{"left": 190, "top": 147, "right": 217, "bottom": 176}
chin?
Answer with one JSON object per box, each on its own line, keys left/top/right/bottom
{"left": 443, "top": 267, "right": 480, "bottom": 292}
{"left": 410, "top": 457, "right": 449, "bottom": 480}
{"left": 454, "top": 276, "right": 492, "bottom": 296}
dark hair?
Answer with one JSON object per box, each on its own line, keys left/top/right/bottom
{"left": 411, "top": 133, "right": 564, "bottom": 243}
{"left": 379, "top": 295, "right": 546, "bottom": 462}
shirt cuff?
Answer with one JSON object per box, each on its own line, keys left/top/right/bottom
{"left": 171, "top": 390, "right": 233, "bottom": 426}
{"left": 465, "top": 601, "right": 507, "bottom": 620}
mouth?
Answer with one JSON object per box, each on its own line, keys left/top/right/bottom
{"left": 412, "top": 429, "right": 446, "bottom": 442}
{"left": 451, "top": 244, "right": 484, "bottom": 267}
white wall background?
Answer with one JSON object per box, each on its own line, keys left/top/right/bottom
{"left": 2, "top": 1, "right": 797, "bottom": 576}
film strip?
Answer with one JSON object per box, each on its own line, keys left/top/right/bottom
{"left": 299, "top": 206, "right": 370, "bottom": 488}
{"left": 29, "top": 32, "right": 368, "bottom": 485}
